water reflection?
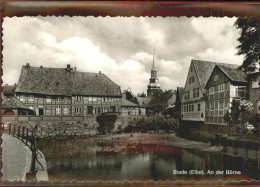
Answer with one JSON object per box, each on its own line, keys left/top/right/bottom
{"left": 38, "top": 138, "right": 258, "bottom": 181}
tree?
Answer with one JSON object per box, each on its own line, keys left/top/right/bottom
{"left": 234, "top": 17, "right": 260, "bottom": 72}
{"left": 96, "top": 114, "right": 118, "bottom": 134}
{"left": 224, "top": 99, "right": 253, "bottom": 134}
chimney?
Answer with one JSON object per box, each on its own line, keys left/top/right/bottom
{"left": 26, "top": 63, "right": 30, "bottom": 67}
{"left": 67, "top": 64, "right": 71, "bottom": 71}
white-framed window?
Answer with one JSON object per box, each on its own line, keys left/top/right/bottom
{"left": 75, "top": 96, "right": 82, "bottom": 102}
{"left": 63, "top": 106, "right": 69, "bottom": 115}
{"left": 214, "top": 74, "right": 219, "bottom": 82}
{"left": 56, "top": 106, "right": 61, "bottom": 115}
{"left": 193, "top": 88, "right": 199, "bottom": 98}
{"left": 75, "top": 107, "right": 82, "bottom": 114}
{"left": 184, "top": 91, "right": 190, "bottom": 100}
{"left": 20, "top": 95, "right": 26, "bottom": 102}
{"left": 93, "top": 97, "right": 97, "bottom": 102}
{"left": 219, "top": 83, "right": 224, "bottom": 92}
{"left": 28, "top": 95, "right": 34, "bottom": 102}
{"left": 191, "top": 105, "right": 194, "bottom": 112}
{"left": 215, "top": 101, "right": 218, "bottom": 109}
{"left": 236, "top": 86, "right": 247, "bottom": 98}
{"left": 46, "top": 96, "right": 52, "bottom": 103}
{"left": 56, "top": 97, "right": 61, "bottom": 102}
{"left": 45, "top": 106, "right": 51, "bottom": 116}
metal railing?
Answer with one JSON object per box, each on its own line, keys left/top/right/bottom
{"left": 1, "top": 123, "right": 44, "bottom": 180}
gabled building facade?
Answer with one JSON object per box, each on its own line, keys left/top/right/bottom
{"left": 204, "top": 64, "right": 248, "bottom": 134}
{"left": 14, "top": 63, "right": 122, "bottom": 121}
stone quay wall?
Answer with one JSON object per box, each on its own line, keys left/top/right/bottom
{"left": 2, "top": 115, "right": 140, "bottom": 139}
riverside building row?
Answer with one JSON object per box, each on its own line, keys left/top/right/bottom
{"left": 2, "top": 63, "right": 140, "bottom": 122}
{"left": 178, "top": 59, "right": 259, "bottom": 135}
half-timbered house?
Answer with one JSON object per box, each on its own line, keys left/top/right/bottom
{"left": 14, "top": 63, "right": 122, "bottom": 121}
{"left": 205, "top": 64, "right": 250, "bottom": 134}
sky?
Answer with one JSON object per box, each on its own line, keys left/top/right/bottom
{"left": 2, "top": 16, "right": 244, "bottom": 95}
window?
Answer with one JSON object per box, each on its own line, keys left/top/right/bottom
{"left": 28, "top": 95, "right": 34, "bottom": 102}
{"left": 210, "top": 102, "right": 214, "bottom": 110}
{"left": 46, "top": 96, "right": 51, "bottom": 103}
{"left": 28, "top": 105, "right": 34, "bottom": 110}
{"left": 191, "top": 105, "right": 194, "bottom": 112}
{"left": 56, "top": 106, "right": 61, "bottom": 115}
{"left": 193, "top": 88, "right": 199, "bottom": 98}
{"left": 198, "top": 104, "right": 200, "bottom": 111}
{"left": 219, "top": 100, "right": 224, "bottom": 109}
{"left": 56, "top": 97, "right": 61, "bottom": 102}
{"left": 93, "top": 97, "right": 97, "bottom": 102}
{"left": 63, "top": 106, "right": 69, "bottom": 115}
{"left": 75, "top": 96, "right": 82, "bottom": 102}
{"left": 236, "top": 86, "right": 247, "bottom": 98}
{"left": 74, "top": 107, "right": 82, "bottom": 114}
{"left": 215, "top": 101, "right": 218, "bottom": 109}
{"left": 219, "top": 83, "right": 224, "bottom": 91}
{"left": 20, "top": 95, "right": 26, "bottom": 102}
{"left": 214, "top": 75, "right": 219, "bottom": 82}
{"left": 184, "top": 91, "right": 190, "bottom": 100}
{"left": 87, "top": 106, "right": 93, "bottom": 115}
{"left": 189, "top": 76, "right": 195, "bottom": 84}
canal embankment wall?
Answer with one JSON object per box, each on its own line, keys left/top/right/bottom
{"left": 2, "top": 115, "right": 138, "bottom": 139}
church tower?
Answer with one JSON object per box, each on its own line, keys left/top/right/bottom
{"left": 147, "top": 49, "right": 160, "bottom": 96}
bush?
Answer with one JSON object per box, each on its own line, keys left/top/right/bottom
{"left": 123, "top": 114, "right": 177, "bottom": 134}
{"left": 96, "top": 114, "right": 118, "bottom": 134}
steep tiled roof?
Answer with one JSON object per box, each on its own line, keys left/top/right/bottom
{"left": 217, "top": 64, "right": 247, "bottom": 83}
{"left": 122, "top": 98, "right": 139, "bottom": 107}
{"left": 167, "top": 92, "right": 176, "bottom": 106}
{"left": 15, "top": 65, "right": 121, "bottom": 97}
{"left": 136, "top": 97, "right": 151, "bottom": 107}
{"left": 192, "top": 59, "right": 241, "bottom": 90}
{"left": 2, "top": 97, "right": 30, "bottom": 109}
{"left": 3, "top": 84, "right": 17, "bottom": 95}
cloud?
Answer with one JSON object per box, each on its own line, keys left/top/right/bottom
{"left": 2, "top": 16, "right": 243, "bottom": 95}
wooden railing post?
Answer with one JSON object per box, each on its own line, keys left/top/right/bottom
{"left": 9, "top": 124, "right": 11, "bottom": 135}
{"left": 22, "top": 127, "right": 25, "bottom": 142}
{"left": 30, "top": 131, "right": 34, "bottom": 150}
{"left": 13, "top": 125, "right": 16, "bottom": 137}
{"left": 18, "top": 126, "right": 20, "bottom": 139}
{"left": 26, "top": 128, "right": 28, "bottom": 146}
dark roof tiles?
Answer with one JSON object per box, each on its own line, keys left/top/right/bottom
{"left": 15, "top": 65, "right": 121, "bottom": 97}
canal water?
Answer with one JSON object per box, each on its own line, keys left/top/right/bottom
{"left": 38, "top": 137, "right": 258, "bottom": 181}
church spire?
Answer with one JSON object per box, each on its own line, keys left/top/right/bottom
{"left": 152, "top": 48, "right": 156, "bottom": 70}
